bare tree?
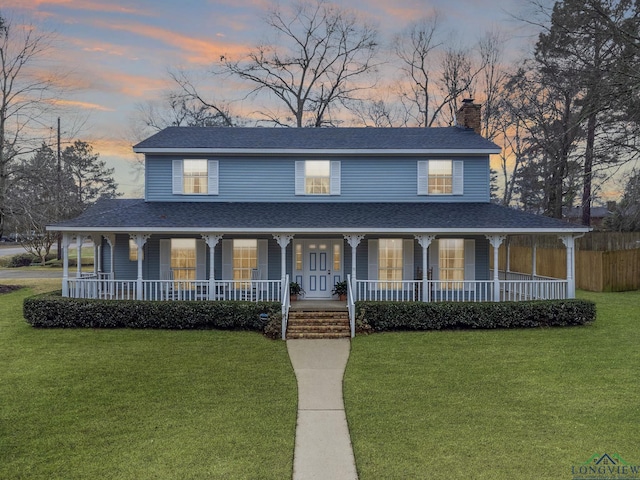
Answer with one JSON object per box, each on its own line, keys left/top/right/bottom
{"left": 436, "top": 43, "right": 479, "bottom": 125}
{"left": 134, "top": 70, "right": 235, "bottom": 134}
{"left": 392, "top": 14, "right": 442, "bottom": 127}
{"left": 393, "top": 15, "right": 485, "bottom": 127}
{"left": 0, "top": 12, "right": 63, "bottom": 238}
{"left": 221, "top": 0, "right": 379, "bottom": 127}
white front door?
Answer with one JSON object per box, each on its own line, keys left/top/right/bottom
{"left": 293, "top": 239, "right": 343, "bottom": 299}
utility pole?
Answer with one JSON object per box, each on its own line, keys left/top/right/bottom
{"left": 56, "top": 117, "right": 62, "bottom": 260}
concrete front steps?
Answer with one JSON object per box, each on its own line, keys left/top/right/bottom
{"left": 287, "top": 309, "right": 351, "bottom": 339}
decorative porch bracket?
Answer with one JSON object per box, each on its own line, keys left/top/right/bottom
{"left": 415, "top": 235, "right": 436, "bottom": 302}
{"left": 560, "top": 235, "right": 576, "bottom": 298}
{"left": 130, "top": 234, "right": 151, "bottom": 300}
{"left": 344, "top": 235, "right": 364, "bottom": 295}
{"left": 201, "top": 234, "right": 222, "bottom": 300}
{"left": 486, "top": 235, "right": 506, "bottom": 302}
{"left": 61, "top": 233, "right": 72, "bottom": 297}
{"left": 273, "top": 235, "right": 294, "bottom": 283}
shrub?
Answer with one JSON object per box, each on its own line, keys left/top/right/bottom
{"left": 355, "top": 300, "right": 596, "bottom": 332}
{"left": 263, "top": 314, "right": 283, "bottom": 340}
{"left": 7, "top": 253, "right": 37, "bottom": 268}
{"left": 23, "top": 293, "right": 281, "bottom": 335}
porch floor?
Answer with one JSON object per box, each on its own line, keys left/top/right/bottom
{"left": 290, "top": 300, "right": 348, "bottom": 311}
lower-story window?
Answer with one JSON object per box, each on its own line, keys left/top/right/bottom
{"left": 233, "top": 239, "right": 257, "bottom": 285}
{"left": 171, "top": 239, "right": 196, "bottom": 282}
{"left": 379, "top": 238, "right": 403, "bottom": 288}
{"left": 439, "top": 238, "right": 464, "bottom": 289}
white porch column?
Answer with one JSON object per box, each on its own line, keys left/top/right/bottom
{"left": 415, "top": 235, "right": 435, "bottom": 302}
{"left": 202, "top": 234, "right": 222, "bottom": 300}
{"left": 531, "top": 236, "right": 537, "bottom": 279}
{"left": 344, "top": 235, "right": 364, "bottom": 297}
{"left": 76, "top": 234, "right": 84, "bottom": 278}
{"left": 505, "top": 237, "right": 511, "bottom": 273}
{"left": 94, "top": 235, "right": 101, "bottom": 275}
{"left": 103, "top": 234, "right": 115, "bottom": 278}
{"left": 560, "top": 235, "right": 576, "bottom": 298}
{"left": 130, "top": 234, "right": 151, "bottom": 300}
{"left": 486, "top": 235, "right": 506, "bottom": 302}
{"left": 273, "top": 235, "right": 294, "bottom": 280}
{"left": 61, "top": 233, "right": 71, "bottom": 297}
{"left": 91, "top": 233, "right": 102, "bottom": 275}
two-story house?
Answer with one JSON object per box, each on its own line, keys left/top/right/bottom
{"left": 50, "top": 100, "right": 589, "bottom": 335}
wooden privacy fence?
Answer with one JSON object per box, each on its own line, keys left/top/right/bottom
{"left": 493, "top": 245, "right": 640, "bottom": 292}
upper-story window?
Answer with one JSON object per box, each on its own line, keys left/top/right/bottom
{"left": 172, "top": 159, "right": 218, "bottom": 195}
{"left": 418, "top": 160, "right": 463, "bottom": 195}
{"left": 295, "top": 160, "right": 340, "bottom": 195}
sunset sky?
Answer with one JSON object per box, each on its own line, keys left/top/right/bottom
{"left": 4, "top": 0, "right": 538, "bottom": 197}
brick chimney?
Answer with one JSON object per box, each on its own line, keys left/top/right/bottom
{"left": 456, "top": 98, "right": 482, "bottom": 135}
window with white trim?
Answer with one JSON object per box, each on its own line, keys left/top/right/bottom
{"left": 418, "top": 160, "right": 463, "bottom": 195}
{"left": 233, "top": 239, "right": 257, "bottom": 285}
{"left": 439, "top": 239, "right": 464, "bottom": 290}
{"left": 171, "top": 238, "right": 196, "bottom": 282}
{"left": 129, "top": 238, "right": 142, "bottom": 261}
{"left": 183, "top": 160, "right": 207, "bottom": 194}
{"left": 378, "top": 239, "right": 403, "bottom": 285}
{"left": 295, "top": 160, "right": 340, "bottom": 195}
{"left": 172, "top": 159, "right": 218, "bottom": 195}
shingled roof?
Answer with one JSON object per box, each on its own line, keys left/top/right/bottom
{"left": 133, "top": 126, "right": 501, "bottom": 153}
{"left": 51, "top": 199, "right": 588, "bottom": 234}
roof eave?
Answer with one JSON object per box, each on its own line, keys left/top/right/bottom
{"left": 132, "top": 147, "right": 502, "bottom": 156}
{"left": 47, "top": 226, "right": 591, "bottom": 235}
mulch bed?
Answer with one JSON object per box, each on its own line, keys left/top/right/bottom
{"left": 0, "top": 285, "right": 22, "bottom": 294}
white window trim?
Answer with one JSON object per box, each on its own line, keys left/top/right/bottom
{"left": 428, "top": 239, "right": 475, "bottom": 288}
{"left": 295, "top": 160, "right": 341, "bottom": 196}
{"left": 172, "top": 159, "right": 218, "bottom": 195}
{"left": 221, "top": 239, "right": 268, "bottom": 280}
{"left": 159, "top": 238, "right": 206, "bottom": 280}
{"left": 417, "top": 160, "right": 463, "bottom": 196}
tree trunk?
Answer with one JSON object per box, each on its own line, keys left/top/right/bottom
{"left": 581, "top": 110, "right": 597, "bottom": 226}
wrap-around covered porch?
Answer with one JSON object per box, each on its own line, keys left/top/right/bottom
{"left": 60, "top": 230, "right": 580, "bottom": 305}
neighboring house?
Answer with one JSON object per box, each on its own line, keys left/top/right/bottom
{"left": 49, "top": 100, "right": 589, "bottom": 334}
{"left": 564, "top": 202, "right": 616, "bottom": 229}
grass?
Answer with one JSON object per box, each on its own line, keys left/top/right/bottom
{"left": 344, "top": 290, "right": 640, "bottom": 479}
{"left": 0, "top": 285, "right": 297, "bottom": 479}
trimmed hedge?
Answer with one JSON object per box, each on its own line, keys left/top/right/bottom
{"left": 356, "top": 299, "right": 596, "bottom": 332}
{"left": 23, "top": 292, "right": 281, "bottom": 333}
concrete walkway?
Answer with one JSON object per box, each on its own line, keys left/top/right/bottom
{"left": 287, "top": 339, "right": 358, "bottom": 480}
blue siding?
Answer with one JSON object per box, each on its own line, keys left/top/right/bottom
{"left": 475, "top": 236, "right": 490, "bottom": 280}
{"left": 105, "top": 234, "right": 490, "bottom": 283}
{"left": 113, "top": 234, "right": 137, "bottom": 280}
{"left": 145, "top": 155, "right": 490, "bottom": 203}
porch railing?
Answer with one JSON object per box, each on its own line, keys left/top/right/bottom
{"left": 281, "top": 274, "right": 290, "bottom": 340}
{"left": 347, "top": 274, "right": 355, "bottom": 338}
{"left": 66, "top": 278, "right": 284, "bottom": 302}
{"left": 65, "top": 275, "right": 567, "bottom": 303}
{"left": 354, "top": 278, "right": 567, "bottom": 302}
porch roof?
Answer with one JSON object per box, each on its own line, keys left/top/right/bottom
{"left": 49, "top": 199, "right": 589, "bottom": 235}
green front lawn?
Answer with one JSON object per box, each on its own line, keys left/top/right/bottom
{"left": 0, "top": 287, "right": 297, "bottom": 480}
{"left": 344, "top": 291, "right": 640, "bottom": 479}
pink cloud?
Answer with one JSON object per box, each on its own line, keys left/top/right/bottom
{"left": 4, "top": 0, "right": 148, "bottom": 16}
{"left": 47, "top": 98, "right": 115, "bottom": 111}
{"left": 93, "top": 20, "right": 250, "bottom": 64}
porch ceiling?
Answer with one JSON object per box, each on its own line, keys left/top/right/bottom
{"left": 48, "top": 199, "right": 589, "bottom": 235}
